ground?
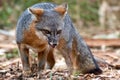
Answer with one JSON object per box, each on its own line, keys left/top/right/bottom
{"left": 0, "top": 28, "right": 120, "bottom": 80}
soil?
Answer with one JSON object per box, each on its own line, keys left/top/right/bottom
{"left": 0, "top": 29, "right": 120, "bottom": 80}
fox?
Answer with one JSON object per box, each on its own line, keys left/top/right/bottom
{"left": 16, "top": 2, "right": 102, "bottom": 75}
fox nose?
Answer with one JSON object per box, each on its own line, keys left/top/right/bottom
{"left": 49, "top": 42, "right": 57, "bottom": 48}
{"left": 52, "top": 44, "right": 57, "bottom": 48}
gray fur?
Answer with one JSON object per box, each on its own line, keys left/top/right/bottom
{"left": 16, "top": 2, "right": 102, "bottom": 74}
{"left": 16, "top": 3, "right": 57, "bottom": 43}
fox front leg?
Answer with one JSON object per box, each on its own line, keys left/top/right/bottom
{"left": 38, "top": 50, "right": 48, "bottom": 71}
{"left": 17, "top": 44, "right": 31, "bottom": 75}
{"left": 46, "top": 48, "right": 55, "bottom": 69}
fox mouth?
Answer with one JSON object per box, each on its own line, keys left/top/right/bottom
{"left": 49, "top": 42, "right": 57, "bottom": 48}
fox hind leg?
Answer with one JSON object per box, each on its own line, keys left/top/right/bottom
{"left": 72, "top": 37, "right": 102, "bottom": 75}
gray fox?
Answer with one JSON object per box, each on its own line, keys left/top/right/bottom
{"left": 16, "top": 2, "right": 102, "bottom": 75}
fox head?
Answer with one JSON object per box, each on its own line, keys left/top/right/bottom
{"left": 29, "top": 3, "right": 68, "bottom": 48}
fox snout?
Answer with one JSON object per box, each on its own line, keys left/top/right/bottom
{"left": 49, "top": 42, "right": 57, "bottom": 48}
{"left": 48, "top": 37, "right": 58, "bottom": 48}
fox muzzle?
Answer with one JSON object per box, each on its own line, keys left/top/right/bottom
{"left": 48, "top": 37, "right": 58, "bottom": 48}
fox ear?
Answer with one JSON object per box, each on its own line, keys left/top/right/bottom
{"left": 29, "top": 8, "right": 44, "bottom": 19}
{"left": 54, "top": 3, "right": 68, "bottom": 16}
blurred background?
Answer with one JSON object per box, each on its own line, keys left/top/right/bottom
{"left": 0, "top": 0, "right": 120, "bottom": 78}
{"left": 0, "top": 0, "right": 120, "bottom": 59}
{"left": 0, "top": 0, "right": 120, "bottom": 37}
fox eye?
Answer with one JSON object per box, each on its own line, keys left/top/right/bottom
{"left": 57, "top": 30, "right": 62, "bottom": 34}
{"left": 44, "top": 30, "right": 51, "bottom": 34}
{"left": 41, "top": 29, "right": 51, "bottom": 34}
{"left": 34, "top": 20, "right": 39, "bottom": 23}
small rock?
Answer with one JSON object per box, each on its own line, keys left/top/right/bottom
{"left": 6, "top": 73, "right": 11, "bottom": 77}
{"left": 26, "top": 78, "right": 35, "bottom": 80}
{"left": 0, "top": 70, "right": 8, "bottom": 74}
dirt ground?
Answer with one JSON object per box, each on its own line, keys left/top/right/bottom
{"left": 0, "top": 28, "right": 120, "bottom": 80}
